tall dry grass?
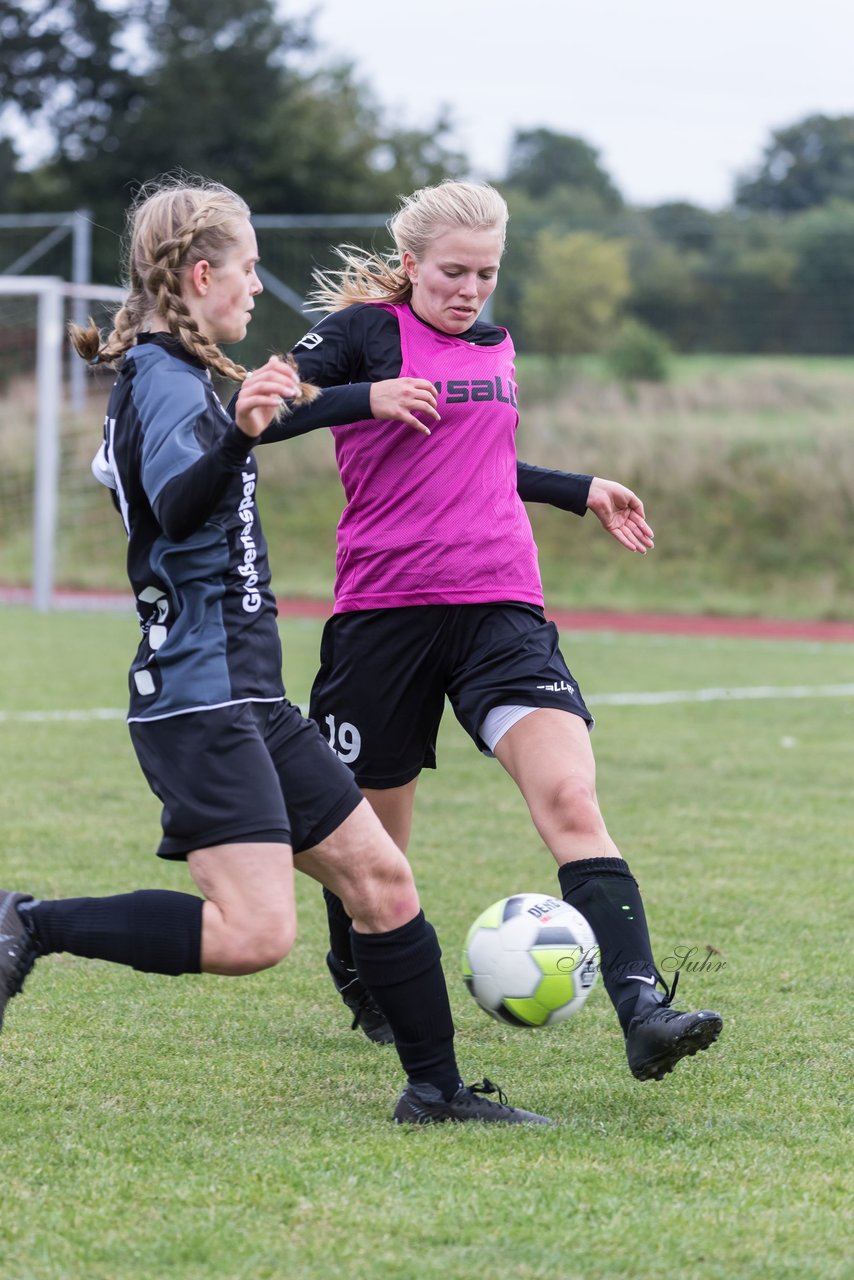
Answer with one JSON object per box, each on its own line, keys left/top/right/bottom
{"left": 3, "top": 356, "right": 854, "bottom": 616}
{"left": 515, "top": 360, "right": 854, "bottom": 617}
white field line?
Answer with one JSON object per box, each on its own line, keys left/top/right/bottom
{"left": 0, "top": 708, "right": 127, "bottom": 723}
{"left": 4, "top": 683, "right": 854, "bottom": 725}
{"left": 587, "top": 683, "right": 854, "bottom": 706}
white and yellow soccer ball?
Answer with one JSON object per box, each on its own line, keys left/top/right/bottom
{"left": 462, "top": 893, "right": 599, "bottom": 1027}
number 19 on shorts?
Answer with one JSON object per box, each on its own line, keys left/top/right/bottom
{"left": 325, "top": 713, "right": 362, "bottom": 764}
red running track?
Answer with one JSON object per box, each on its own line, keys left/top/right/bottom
{"left": 274, "top": 597, "right": 854, "bottom": 642}
{"left": 5, "top": 586, "right": 854, "bottom": 643}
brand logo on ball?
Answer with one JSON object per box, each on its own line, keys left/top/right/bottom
{"left": 462, "top": 893, "right": 600, "bottom": 1028}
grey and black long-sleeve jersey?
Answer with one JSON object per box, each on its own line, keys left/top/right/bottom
{"left": 94, "top": 333, "right": 372, "bottom": 721}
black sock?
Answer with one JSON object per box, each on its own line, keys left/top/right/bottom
{"left": 323, "top": 887, "right": 355, "bottom": 969}
{"left": 350, "top": 911, "right": 460, "bottom": 1099}
{"left": 20, "top": 890, "right": 203, "bottom": 976}
{"left": 558, "top": 858, "right": 658, "bottom": 1032}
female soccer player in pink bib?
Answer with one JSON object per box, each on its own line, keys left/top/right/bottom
{"left": 290, "top": 180, "right": 722, "bottom": 1082}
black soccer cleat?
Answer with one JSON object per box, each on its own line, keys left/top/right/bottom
{"left": 326, "top": 951, "right": 394, "bottom": 1045}
{"left": 393, "top": 1077, "right": 553, "bottom": 1125}
{"left": 0, "top": 892, "right": 40, "bottom": 1033}
{"left": 625, "top": 971, "right": 723, "bottom": 1081}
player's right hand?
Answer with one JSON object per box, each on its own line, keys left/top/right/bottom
{"left": 369, "top": 378, "right": 440, "bottom": 436}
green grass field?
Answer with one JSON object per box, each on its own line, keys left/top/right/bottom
{"left": 1, "top": 607, "right": 852, "bottom": 1280}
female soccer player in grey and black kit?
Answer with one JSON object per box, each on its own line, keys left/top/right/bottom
{"left": 0, "top": 175, "right": 550, "bottom": 1126}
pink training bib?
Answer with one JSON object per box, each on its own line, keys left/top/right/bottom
{"left": 330, "top": 302, "right": 544, "bottom": 613}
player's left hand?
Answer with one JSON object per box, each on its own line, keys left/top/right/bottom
{"left": 586, "top": 477, "right": 654, "bottom": 553}
{"left": 235, "top": 356, "right": 302, "bottom": 438}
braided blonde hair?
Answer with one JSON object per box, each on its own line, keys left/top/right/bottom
{"left": 308, "top": 180, "right": 509, "bottom": 313}
{"left": 70, "top": 174, "right": 316, "bottom": 402}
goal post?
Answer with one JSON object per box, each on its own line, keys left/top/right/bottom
{"left": 0, "top": 276, "right": 125, "bottom": 611}
{"left": 0, "top": 212, "right": 389, "bottom": 612}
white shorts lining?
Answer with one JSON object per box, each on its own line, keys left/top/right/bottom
{"left": 479, "top": 704, "right": 539, "bottom": 753}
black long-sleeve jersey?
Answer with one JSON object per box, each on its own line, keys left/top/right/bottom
{"left": 289, "top": 302, "right": 593, "bottom": 516}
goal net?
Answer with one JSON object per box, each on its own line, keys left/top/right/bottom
{"left": 0, "top": 217, "right": 390, "bottom": 611}
{"left": 0, "top": 277, "right": 126, "bottom": 610}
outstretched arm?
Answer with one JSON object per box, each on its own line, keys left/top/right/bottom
{"left": 516, "top": 462, "right": 653, "bottom": 553}
{"left": 516, "top": 461, "right": 592, "bottom": 515}
{"left": 585, "top": 476, "right": 654, "bottom": 553}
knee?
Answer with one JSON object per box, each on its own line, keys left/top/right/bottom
{"left": 347, "top": 850, "right": 420, "bottom": 932}
{"left": 548, "top": 774, "right": 603, "bottom": 835}
{"left": 317, "top": 799, "right": 421, "bottom": 931}
{"left": 224, "top": 914, "right": 296, "bottom": 975}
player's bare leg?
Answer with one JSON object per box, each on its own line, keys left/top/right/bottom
{"left": 362, "top": 779, "right": 419, "bottom": 854}
{"left": 187, "top": 842, "right": 297, "bottom": 974}
{"left": 495, "top": 708, "right": 723, "bottom": 1080}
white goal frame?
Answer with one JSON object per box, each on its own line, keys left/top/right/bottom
{"left": 0, "top": 276, "right": 125, "bottom": 610}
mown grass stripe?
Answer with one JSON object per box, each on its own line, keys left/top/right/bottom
{"left": 5, "top": 681, "right": 854, "bottom": 723}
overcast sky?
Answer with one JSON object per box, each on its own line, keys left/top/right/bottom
{"left": 286, "top": 0, "right": 854, "bottom": 209}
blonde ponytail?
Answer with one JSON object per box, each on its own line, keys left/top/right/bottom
{"left": 308, "top": 180, "right": 509, "bottom": 313}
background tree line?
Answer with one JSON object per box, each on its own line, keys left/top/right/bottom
{"left": 2, "top": 0, "right": 854, "bottom": 359}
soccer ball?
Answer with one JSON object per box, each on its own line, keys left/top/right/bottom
{"left": 462, "top": 893, "right": 599, "bottom": 1027}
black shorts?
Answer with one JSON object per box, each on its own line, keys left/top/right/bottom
{"left": 308, "top": 603, "right": 592, "bottom": 789}
{"left": 129, "top": 699, "right": 363, "bottom": 860}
